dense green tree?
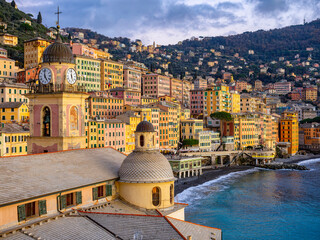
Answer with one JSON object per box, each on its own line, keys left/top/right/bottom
{"left": 182, "top": 139, "right": 199, "bottom": 147}
{"left": 37, "top": 12, "right": 42, "bottom": 24}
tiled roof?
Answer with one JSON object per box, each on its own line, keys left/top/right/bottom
{"left": 84, "top": 212, "right": 184, "bottom": 240}
{"left": 22, "top": 216, "right": 116, "bottom": 240}
{"left": 119, "top": 150, "right": 175, "bottom": 183}
{"left": 0, "top": 148, "right": 126, "bottom": 206}
{"left": 2, "top": 232, "right": 33, "bottom": 239}
{"left": 0, "top": 123, "right": 29, "bottom": 133}
{"left": 168, "top": 217, "right": 222, "bottom": 240}
{"left": 0, "top": 102, "right": 23, "bottom": 109}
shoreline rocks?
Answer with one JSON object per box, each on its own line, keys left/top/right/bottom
{"left": 254, "top": 163, "right": 309, "bottom": 170}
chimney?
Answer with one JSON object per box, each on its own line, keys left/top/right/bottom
{"left": 187, "top": 236, "right": 192, "bottom": 240}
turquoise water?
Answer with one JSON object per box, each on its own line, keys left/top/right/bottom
{"left": 176, "top": 159, "right": 320, "bottom": 240}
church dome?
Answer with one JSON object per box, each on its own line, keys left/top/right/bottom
{"left": 43, "top": 36, "right": 74, "bottom": 64}
{"left": 119, "top": 151, "right": 175, "bottom": 183}
{"left": 136, "top": 119, "right": 154, "bottom": 132}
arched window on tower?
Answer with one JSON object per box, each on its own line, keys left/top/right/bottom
{"left": 170, "top": 184, "right": 174, "bottom": 204}
{"left": 152, "top": 187, "right": 160, "bottom": 206}
{"left": 42, "top": 106, "right": 51, "bottom": 136}
{"left": 140, "top": 135, "right": 144, "bottom": 147}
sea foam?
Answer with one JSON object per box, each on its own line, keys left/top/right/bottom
{"left": 297, "top": 158, "right": 320, "bottom": 166}
{"left": 175, "top": 168, "right": 259, "bottom": 204}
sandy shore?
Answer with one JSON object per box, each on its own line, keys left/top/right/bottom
{"left": 175, "top": 153, "right": 320, "bottom": 196}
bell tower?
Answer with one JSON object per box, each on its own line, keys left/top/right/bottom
{"left": 26, "top": 17, "right": 87, "bottom": 154}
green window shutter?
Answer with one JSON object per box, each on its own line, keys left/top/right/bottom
{"left": 39, "top": 200, "right": 47, "bottom": 215}
{"left": 106, "top": 185, "right": 112, "bottom": 197}
{"left": 60, "top": 195, "right": 67, "bottom": 209}
{"left": 92, "top": 187, "right": 98, "bottom": 200}
{"left": 17, "top": 204, "right": 26, "bottom": 222}
{"left": 76, "top": 191, "right": 82, "bottom": 205}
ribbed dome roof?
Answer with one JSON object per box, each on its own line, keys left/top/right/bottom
{"left": 136, "top": 120, "right": 154, "bottom": 132}
{"left": 43, "top": 35, "right": 74, "bottom": 64}
{"left": 119, "top": 151, "right": 175, "bottom": 183}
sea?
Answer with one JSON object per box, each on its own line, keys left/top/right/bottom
{"left": 175, "top": 159, "right": 320, "bottom": 240}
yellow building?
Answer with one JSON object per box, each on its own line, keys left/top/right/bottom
{"left": 24, "top": 37, "right": 51, "bottom": 69}
{"left": 280, "top": 111, "right": 299, "bottom": 155}
{"left": 180, "top": 118, "right": 203, "bottom": 141}
{"left": 240, "top": 94, "right": 267, "bottom": 113}
{"left": 0, "top": 51, "right": 16, "bottom": 80}
{"left": 0, "top": 83, "right": 29, "bottom": 104}
{"left": 233, "top": 113, "right": 261, "bottom": 150}
{"left": 0, "top": 102, "right": 29, "bottom": 123}
{"left": 116, "top": 111, "right": 141, "bottom": 153}
{"left": 203, "top": 85, "right": 232, "bottom": 117}
{"left": 0, "top": 123, "right": 29, "bottom": 156}
{"left": 141, "top": 96, "right": 158, "bottom": 105}
{"left": 100, "top": 59, "right": 123, "bottom": 90}
{"left": 230, "top": 91, "right": 240, "bottom": 113}
{"left": 0, "top": 33, "right": 18, "bottom": 46}
{"left": 74, "top": 55, "right": 101, "bottom": 92}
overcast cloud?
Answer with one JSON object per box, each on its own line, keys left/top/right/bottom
{"left": 15, "top": 0, "right": 320, "bottom": 45}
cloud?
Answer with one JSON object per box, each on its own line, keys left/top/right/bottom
{"left": 16, "top": 0, "right": 320, "bottom": 45}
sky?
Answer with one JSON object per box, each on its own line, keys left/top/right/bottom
{"left": 14, "top": 0, "right": 320, "bottom": 45}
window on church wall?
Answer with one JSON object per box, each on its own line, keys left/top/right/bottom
{"left": 140, "top": 135, "right": 144, "bottom": 147}
{"left": 70, "top": 106, "right": 78, "bottom": 131}
{"left": 152, "top": 187, "right": 160, "bottom": 206}
{"left": 42, "top": 106, "right": 51, "bottom": 136}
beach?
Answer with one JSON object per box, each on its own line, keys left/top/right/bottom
{"left": 175, "top": 153, "right": 320, "bottom": 196}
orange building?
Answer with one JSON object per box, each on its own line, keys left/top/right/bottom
{"left": 170, "top": 78, "right": 183, "bottom": 103}
{"left": 87, "top": 93, "right": 123, "bottom": 119}
{"left": 300, "top": 122, "right": 320, "bottom": 146}
{"left": 279, "top": 111, "right": 299, "bottom": 155}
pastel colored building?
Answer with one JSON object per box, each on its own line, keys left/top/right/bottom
{"left": 74, "top": 55, "right": 101, "bottom": 92}
{"left": 303, "top": 87, "right": 317, "bottom": 102}
{"left": 274, "top": 80, "right": 292, "bottom": 95}
{"left": 190, "top": 89, "right": 204, "bottom": 116}
{"left": 194, "top": 77, "right": 207, "bottom": 90}
{"left": 141, "top": 96, "right": 158, "bottom": 105}
{"left": 24, "top": 37, "right": 51, "bottom": 69}
{"left": 280, "top": 111, "right": 299, "bottom": 155}
{"left": 123, "top": 66, "right": 141, "bottom": 91}
{"left": 0, "top": 123, "right": 29, "bottom": 156}
{"left": 100, "top": 59, "right": 123, "bottom": 90}
{"left": 0, "top": 83, "right": 29, "bottom": 103}
{"left": 170, "top": 77, "right": 183, "bottom": 103}
{"left": 87, "top": 94, "right": 123, "bottom": 119}
{"left": 0, "top": 48, "right": 16, "bottom": 80}
{"left": 203, "top": 85, "right": 232, "bottom": 117}
{"left": 0, "top": 102, "right": 29, "bottom": 123}
{"left": 110, "top": 87, "right": 141, "bottom": 105}
{"left": 142, "top": 73, "right": 170, "bottom": 98}
{"left": 180, "top": 118, "right": 203, "bottom": 141}
{"left": 0, "top": 33, "right": 18, "bottom": 46}
{"left": 104, "top": 119, "right": 126, "bottom": 152}
{"left": 199, "top": 131, "right": 220, "bottom": 151}
{"left": 300, "top": 122, "right": 320, "bottom": 146}
{"left": 71, "top": 43, "right": 110, "bottom": 60}
{"left": 182, "top": 80, "right": 193, "bottom": 107}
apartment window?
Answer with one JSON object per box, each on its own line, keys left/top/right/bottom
{"left": 92, "top": 184, "right": 112, "bottom": 200}
{"left": 17, "top": 200, "right": 47, "bottom": 222}
{"left": 59, "top": 192, "right": 82, "bottom": 210}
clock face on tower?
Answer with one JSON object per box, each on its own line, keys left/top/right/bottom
{"left": 39, "top": 68, "right": 52, "bottom": 85}
{"left": 66, "top": 68, "right": 77, "bottom": 85}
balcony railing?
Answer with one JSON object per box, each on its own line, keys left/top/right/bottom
{"left": 28, "top": 83, "right": 87, "bottom": 94}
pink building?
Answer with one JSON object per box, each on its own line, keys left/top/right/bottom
{"left": 109, "top": 87, "right": 141, "bottom": 105}
{"left": 190, "top": 89, "right": 204, "bottom": 116}
{"left": 104, "top": 119, "right": 126, "bottom": 152}
{"left": 123, "top": 66, "right": 141, "bottom": 91}
{"left": 142, "top": 73, "right": 170, "bottom": 98}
